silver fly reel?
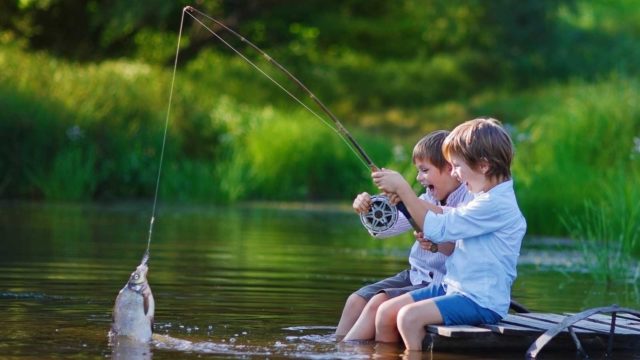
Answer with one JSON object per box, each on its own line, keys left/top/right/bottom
{"left": 360, "top": 194, "right": 398, "bottom": 233}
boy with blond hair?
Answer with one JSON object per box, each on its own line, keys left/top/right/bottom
{"left": 372, "top": 117, "right": 526, "bottom": 350}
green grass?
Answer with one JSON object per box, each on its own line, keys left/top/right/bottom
{"left": 562, "top": 189, "right": 640, "bottom": 283}
{"left": 508, "top": 77, "right": 640, "bottom": 236}
{"left": 0, "top": 45, "right": 394, "bottom": 203}
{"left": 1, "top": 42, "right": 639, "bottom": 252}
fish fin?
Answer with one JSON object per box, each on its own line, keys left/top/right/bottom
{"left": 144, "top": 294, "right": 149, "bottom": 315}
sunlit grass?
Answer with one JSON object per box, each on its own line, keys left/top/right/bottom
{"left": 561, "top": 182, "right": 640, "bottom": 283}
{"left": 0, "top": 45, "right": 394, "bottom": 202}
{"left": 1, "top": 43, "right": 639, "bottom": 249}
{"left": 511, "top": 77, "right": 640, "bottom": 236}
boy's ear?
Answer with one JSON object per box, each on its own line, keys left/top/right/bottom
{"left": 479, "top": 158, "right": 491, "bottom": 174}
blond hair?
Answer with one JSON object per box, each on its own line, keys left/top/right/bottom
{"left": 442, "top": 117, "right": 513, "bottom": 181}
{"left": 412, "top": 130, "right": 450, "bottom": 170}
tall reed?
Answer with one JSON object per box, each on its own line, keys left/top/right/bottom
{"left": 512, "top": 77, "right": 640, "bottom": 236}
{"left": 561, "top": 177, "right": 640, "bottom": 283}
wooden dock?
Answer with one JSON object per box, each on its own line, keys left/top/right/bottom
{"left": 422, "top": 305, "right": 640, "bottom": 358}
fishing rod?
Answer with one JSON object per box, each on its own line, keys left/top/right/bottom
{"left": 181, "top": 6, "right": 425, "bottom": 237}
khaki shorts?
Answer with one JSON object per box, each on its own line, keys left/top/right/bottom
{"left": 355, "top": 269, "right": 431, "bottom": 300}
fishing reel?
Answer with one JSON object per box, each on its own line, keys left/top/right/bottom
{"left": 359, "top": 194, "right": 438, "bottom": 252}
{"left": 359, "top": 194, "right": 399, "bottom": 233}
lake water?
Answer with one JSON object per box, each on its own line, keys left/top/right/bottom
{"left": 1, "top": 202, "right": 638, "bottom": 359}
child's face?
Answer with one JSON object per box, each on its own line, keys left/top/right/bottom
{"left": 414, "top": 158, "right": 460, "bottom": 202}
{"left": 449, "top": 154, "right": 489, "bottom": 193}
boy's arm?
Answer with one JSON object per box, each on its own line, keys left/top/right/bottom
{"left": 372, "top": 169, "right": 443, "bottom": 231}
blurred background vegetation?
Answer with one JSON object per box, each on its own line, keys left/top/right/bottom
{"left": 1, "top": 0, "right": 638, "bottom": 253}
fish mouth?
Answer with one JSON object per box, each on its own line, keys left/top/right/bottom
{"left": 140, "top": 251, "right": 149, "bottom": 267}
{"left": 136, "top": 263, "right": 149, "bottom": 276}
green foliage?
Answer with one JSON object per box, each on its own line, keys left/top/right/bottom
{"left": 0, "top": 45, "right": 169, "bottom": 199}
{"left": 0, "top": 85, "right": 65, "bottom": 198}
{"left": 561, "top": 192, "right": 640, "bottom": 283}
{"left": 512, "top": 77, "right": 640, "bottom": 235}
{"left": 0, "top": 45, "right": 397, "bottom": 202}
{"left": 26, "top": 144, "right": 98, "bottom": 201}
{"left": 2, "top": 0, "right": 618, "bottom": 99}
{"left": 238, "top": 110, "right": 380, "bottom": 200}
{"left": 1, "top": 0, "right": 639, "bottom": 244}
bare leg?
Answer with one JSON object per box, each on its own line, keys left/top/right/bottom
{"left": 397, "top": 299, "right": 443, "bottom": 351}
{"left": 374, "top": 293, "right": 415, "bottom": 343}
{"left": 343, "top": 293, "right": 389, "bottom": 341}
{"left": 335, "top": 293, "right": 367, "bottom": 337}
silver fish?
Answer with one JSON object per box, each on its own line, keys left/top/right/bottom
{"left": 110, "top": 255, "right": 155, "bottom": 342}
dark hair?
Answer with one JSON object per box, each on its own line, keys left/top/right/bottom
{"left": 442, "top": 117, "right": 513, "bottom": 181}
{"left": 412, "top": 130, "right": 450, "bottom": 170}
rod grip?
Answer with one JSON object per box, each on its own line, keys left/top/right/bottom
{"left": 397, "top": 202, "right": 439, "bottom": 253}
{"left": 396, "top": 202, "right": 421, "bottom": 232}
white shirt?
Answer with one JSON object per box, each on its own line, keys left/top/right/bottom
{"left": 371, "top": 184, "right": 472, "bottom": 286}
{"left": 424, "top": 180, "right": 526, "bottom": 318}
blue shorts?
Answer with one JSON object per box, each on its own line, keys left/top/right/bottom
{"left": 409, "top": 285, "right": 501, "bottom": 326}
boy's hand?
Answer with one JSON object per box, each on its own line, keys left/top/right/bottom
{"left": 415, "top": 231, "right": 439, "bottom": 253}
{"left": 372, "top": 169, "right": 408, "bottom": 194}
{"left": 414, "top": 231, "right": 430, "bottom": 250}
{"left": 352, "top": 192, "right": 372, "bottom": 214}
{"left": 386, "top": 192, "right": 401, "bottom": 206}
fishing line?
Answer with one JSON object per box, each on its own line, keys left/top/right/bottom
{"left": 143, "top": 8, "right": 187, "bottom": 262}
{"left": 181, "top": 6, "right": 423, "bottom": 234}
{"left": 142, "top": 7, "right": 422, "bottom": 240}
{"left": 183, "top": 6, "right": 374, "bottom": 172}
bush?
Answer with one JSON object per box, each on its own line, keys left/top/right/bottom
{"left": 513, "top": 77, "right": 640, "bottom": 235}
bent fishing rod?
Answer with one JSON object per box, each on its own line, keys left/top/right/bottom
{"left": 180, "top": 6, "right": 425, "bottom": 238}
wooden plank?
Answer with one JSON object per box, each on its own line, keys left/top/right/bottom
{"left": 426, "top": 324, "right": 491, "bottom": 338}
{"left": 423, "top": 331, "right": 639, "bottom": 352}
{"left": 566, "top": 313, "right": 640, "bottom": 332}
{"left": 521, "top": 312, "right": 640, "bottom": 335}
{"left": 480, "top": 322, "right": 543, "bottom": 336}
{"left": 420, "top": 311, "right": 640, "bottom": 353}
{"left": 501, "top": 314, "right": 591, "bottom": 334}
{"left": 618, "top": 313, "right": 640, "bottom": 322}
{"left": 423, "top": 332, "right": 540, "bottom": 351}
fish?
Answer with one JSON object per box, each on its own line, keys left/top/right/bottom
{"left": 110, "top": 253, "right": 155, "bottom": 343}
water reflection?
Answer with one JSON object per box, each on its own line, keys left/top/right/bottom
{"left": 0, "top": 202, "right": 638, "bottom": 359}
{"left": 111, "top": 337, "right": 151, "bottom": 360}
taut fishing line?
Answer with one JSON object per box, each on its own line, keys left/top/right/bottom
{"left": 144, "top": 6, "right": 424, "bottom": 245}
{"left": 142, "top": 9, "right": 187, "bottom": 264}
